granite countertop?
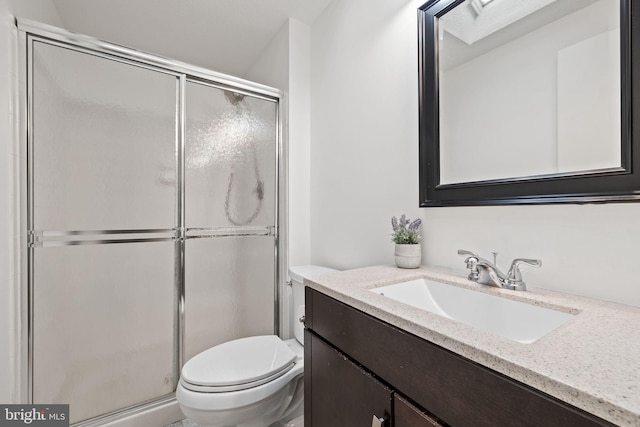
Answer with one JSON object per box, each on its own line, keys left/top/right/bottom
{"left": 304, "top": 265, "right": 640, "bottom": 427}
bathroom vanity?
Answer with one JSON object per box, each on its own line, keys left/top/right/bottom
{"left": 303, "top": 266, "right": 640, "bottom": 427}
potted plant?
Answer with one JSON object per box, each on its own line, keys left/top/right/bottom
{"left": 391, "top": 214, "right": 422, "bottom": 269}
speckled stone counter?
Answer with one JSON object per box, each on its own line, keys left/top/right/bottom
{"left": 304, "top": 265, "right": 640, "bottom": 427}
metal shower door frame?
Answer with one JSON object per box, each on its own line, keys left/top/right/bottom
{"left": 16, "top": 18, "right": 285, "bottom": 427}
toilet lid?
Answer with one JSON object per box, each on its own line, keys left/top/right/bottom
{"left": 181, "top": 335, "right": 296, "bottom": 389}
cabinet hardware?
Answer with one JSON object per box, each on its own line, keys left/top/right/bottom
{"left": 371, "top": 415, "right": 386, "bottom": 427}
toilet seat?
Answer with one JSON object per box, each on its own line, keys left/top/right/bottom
{"left": 176, "top": 358, "right": 303, "bottom": 412}
{"left": 181, "top": 335, "right": 297, "bottom": 393}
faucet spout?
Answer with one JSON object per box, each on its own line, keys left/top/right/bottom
{"left": 474, "top": 259, "right": 507, "bottom": 288}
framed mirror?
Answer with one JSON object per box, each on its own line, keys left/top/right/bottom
{"left": 418, "top": 0, "right": 639, "bottom": 206}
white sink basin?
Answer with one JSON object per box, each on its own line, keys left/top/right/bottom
{"left": 370, "top": 278, "right": 575, "bottom": 344}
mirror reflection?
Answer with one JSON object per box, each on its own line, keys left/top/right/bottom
{"left": 438, "top": 0, "right": 620, "bottom": 184}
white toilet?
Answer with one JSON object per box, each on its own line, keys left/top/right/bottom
{"left": 176, "top": 265, "right": 336, "bottom": 427}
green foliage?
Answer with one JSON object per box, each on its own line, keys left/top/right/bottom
{"left": 392, "top": 227, "right": 421, "bottom": 244}
{"left": 391, "top": 214, "right": 422, "bottom": 244}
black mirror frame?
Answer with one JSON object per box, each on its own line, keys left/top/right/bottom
{"left": 418, "top": 0, "right": 640, "bottom": 207}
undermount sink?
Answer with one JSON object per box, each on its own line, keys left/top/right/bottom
{"left": 370, "top": 278, "right": 575, "bottom": 344}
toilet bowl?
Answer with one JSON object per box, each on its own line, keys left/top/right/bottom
{"left": 176, "top": 265, "right": 336, "bottom": 427}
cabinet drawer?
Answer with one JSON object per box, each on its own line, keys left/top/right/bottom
{"left": 305, "top": 287, "right": 614, "bottom": 427}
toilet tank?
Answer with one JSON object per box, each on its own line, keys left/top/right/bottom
{"left": 289, "top": 265, "right": 337, "bottom": 345}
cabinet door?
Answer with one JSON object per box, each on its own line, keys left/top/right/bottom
{"left": 305, "top": 331, "right": 392, "bottom": 427}
{"left": 395, "top": 395, "right": 446, "bottom": 427}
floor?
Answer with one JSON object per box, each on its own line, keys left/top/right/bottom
{"left": 164, "top": 416, "right": 304, "bottom": 427}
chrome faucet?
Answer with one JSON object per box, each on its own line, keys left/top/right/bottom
{"left": 457, "top": 249, "right": 541, "bottom": 291}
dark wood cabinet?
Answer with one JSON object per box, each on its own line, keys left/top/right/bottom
{"left": 304, "top": 332, "right": 392, "bottom": 426}
{"left": 395, "top": 395, "right": 444, "bottom": 427}
{"left": 304, "top": 287, "right": 615, "bottom": 427}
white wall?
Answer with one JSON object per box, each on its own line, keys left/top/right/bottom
{"left": 246, "top": 22, "right": 290, "bottom": 90}
{"left": 0, "top": 0, "right": 64, "bottom": 403}
{"left": 311, "top": 0, "right": 421, "bottom": 270}
{"left": 286, "top": 19, "right": 311, "bottom": 269}
{"left": 557, "top": 28, "right": 620, "bottom": 172}
{"left": 309, "top": 0, "right": 640, "bottom": 308}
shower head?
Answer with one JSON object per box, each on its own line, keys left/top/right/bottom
{"left": 224, "top": 90, "right": 246, "bottom": 106}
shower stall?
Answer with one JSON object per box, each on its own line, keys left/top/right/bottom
{"left": 17, "top": 20, "right": 284, "bottom": 426}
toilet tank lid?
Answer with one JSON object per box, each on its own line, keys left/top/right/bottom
{"left": 289, "top": 265, "right": 337, "bottom": 284}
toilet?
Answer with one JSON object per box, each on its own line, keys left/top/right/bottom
{"left": 176, "top": 265, "right": 336, "bottom": 427}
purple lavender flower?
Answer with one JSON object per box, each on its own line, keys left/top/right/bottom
{"left": 391, "top": 214, "right": 422, "bottom": 244}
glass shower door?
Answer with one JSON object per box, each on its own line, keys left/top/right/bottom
{"left": 29, "top": 40, "right": 179, "bottom": 423}
{"left": 184, "top": 80, "right": 278, "bottom": 360}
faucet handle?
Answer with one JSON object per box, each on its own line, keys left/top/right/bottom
{"left": 458, "top": 249, "right": 480, "bottom": 280}
{"left": 512, "top": 258, "right": 542, "bottom": 268}
{"left": 505, "top": 258, "right": 541, "bottom": 291}
{"left": 457, "top": 249, "right": 479, "bottom": 258}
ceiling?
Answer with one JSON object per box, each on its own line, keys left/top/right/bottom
{"left": 51, "top": 0, "right": 334, "bottom": 77}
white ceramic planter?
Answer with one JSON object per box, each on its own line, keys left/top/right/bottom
{"left": 394, "top": 243, "right": 421, "bottom": 269}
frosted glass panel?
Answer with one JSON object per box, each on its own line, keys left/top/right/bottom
{"left": 184, "top": 237, "right": 274, "bottom": 360}
{"left": 33, "top": 242, "right": 176, "bottom": 423}
{"left": 185, "top": 81, "right": 277, "bottom": 228}
{"left": 32, "top": 41, "right": 177, "bottom": 231}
